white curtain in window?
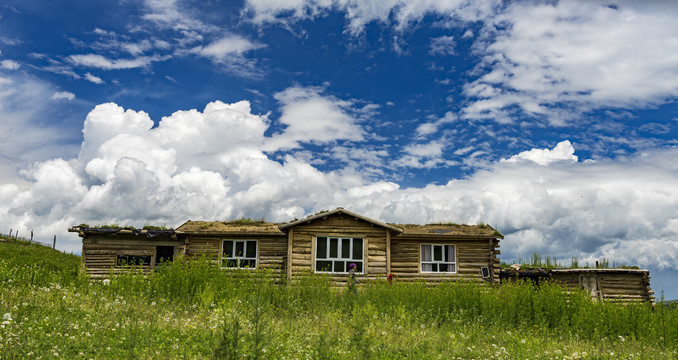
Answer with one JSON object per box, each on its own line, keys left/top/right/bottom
{"left": 421, "top": 245, "right": 432, "bottom": 261}
{"left": 446, "top": 245, "right": 454, "bottom": 262}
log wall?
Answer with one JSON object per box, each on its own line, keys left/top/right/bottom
{"left": 551, "top": 269, "right": 654, "bottom": 303}
{"left": 288, "top": 215, "right": 390, "bottom": 283}
{"left": 390, "top": 238, "right": 500, "bottom": 284}
{"left": 82, "top": 235, "right": 182, "bottom": 278}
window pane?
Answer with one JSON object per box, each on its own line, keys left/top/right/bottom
{"left": 329, "top": 238, "right": 338, "bottom": 258}
{"left": 316, "top": 238, "right": 327, "bottom": 259}
{"left": 235, "top": 241, "right": 244, "bottom": 257}
{"left": 440, "top": 263, "right": 448, "bottom": 272}
{"left": 316, "top": 260, "right": 332, "bottom": 272}
{"left": 450, "top": 264, "right": 456, "bottom": 272}
{"left": 421, "top": 245, "right": 432, "bottom": 261}
{"left": 422, "top": 263, "right": 432, "bottom": 272}
{"left": 445, "top": 245, "right": 454, "bottom": 262}
{"left": 433, "top": 245, "right": 443, "bottom": 261}
{"left": 223, "top": 241, "right": 233, "bottom": 257}
{"left": 334, "top": 261, "right": 345, "bottom": 273}
{"left": 432, "top": 263, "right": 438, "bottom": 272}
{"left": 354, "top": 261, "right": 363, "bottom": 273}
{"left": 342, "top": 238, "right": 351, "bottom": 258}
{"left": 352, "top": 238, "right": 363, "bottom": 260}
{"left": 246, "top": 241, "right": 257, "bottom": 258}
{"left": 239, "top": 259, "right": 256, "bottom": 268}
{"left": 226, "top": 259, "right": 237, "bottom": 268}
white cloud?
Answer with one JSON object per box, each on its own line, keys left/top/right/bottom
{"left": 463, "top": 1, "right": 678, "bottom": 123}
{"left": 0, "top": 60, "right": 20, "bottom": 70}
{"left": 263, "top": 85, "right": 366, "bottom": 151}
{"left": 1, "top": 100, "right": 678, "bottom": 281}
{"left": 192, "top": 35, "right": 263, "bottom": 60}
{"left": 67, "top": 54, "right": 167, "bottom": 70}
{"left": 51, "top": 91, "right": 75, "bottom": 101}
{"left": 84, "top": 72, "right": 104, "bottom": 84}
{"left": 504, "top": 140, "right": 578, "bottom": 166}
{"left": 429, "top": 35, "right": 456, "bottom": 56}
{"left": 243, "top": 0, "right": 500, "bottom": 36}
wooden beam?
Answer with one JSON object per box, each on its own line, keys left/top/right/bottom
{"left": 386, "top": 230, "right": 391, "bottom": 274}
{"left": 286, "top": 227, "right": 293, "bottom": 284}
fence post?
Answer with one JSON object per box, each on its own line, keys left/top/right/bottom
{"left": 30, "top": 230, "right": 34, "bottom": 244}
{"left": 9, "top": 229, "right": 12, "bottom": 238}
{"left": 53, "top": 235, "right": 56, "bottom": 250}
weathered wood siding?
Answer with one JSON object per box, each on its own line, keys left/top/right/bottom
{"left": 82, "top": 235, "right": 181, "bottom": 278}
{"left": 289, "top": 215, "right": 390, "bottom": 285}
{"left": 551, "top": 269, "right": 654, "bottom": 303}
{"left": 184, "top": 235, "right": 287, "bottom": 282}
{"left": 390, "top": 238, "right": 500, "bottom": 284}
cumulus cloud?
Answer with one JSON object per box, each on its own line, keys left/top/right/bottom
{"left": 191, "top": 35, "right": 264, "bottom": 60}
{"left": 0, "top": 60, "right": 20, "bottom": 70}
{"left": 263, "top": 85, "right": 366, "bottom": 151}
{"left": 504, "top": 140, "right": 578, "bottom": 166}
{"left": 1, "top": 99, "right": 678, "bottom": 283}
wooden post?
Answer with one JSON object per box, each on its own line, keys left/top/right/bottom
{"left": 53, "top": 235, "right": 56, "bottom": 250}
{"left": 286, "top": 228, "right": 293, "bottom": 284}
{"left": 9, "top": 229, "right": 12, "bottom": 238}
{"left": 488, "top": 238, "right": 494, "bottom": 284}
{"left": 386, "top": 230, "right": 391, "bottom": 275}
{"left": 30, "top": 230, "right": 34, "bottom": 244}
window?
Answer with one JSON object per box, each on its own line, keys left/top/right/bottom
{"left": 155, "top": 246, "right": 175, "bottom": 266}
{"left": 421, "top": 244, "right": 456, "bottom": 273}
{"left": 117, "top": 254, "right": 151, "bottom": 266}
{"left": 315, "top": 237, "right": 363, "bottom": 273}
{"left": 222, "top": 240, "right": 257, "bottom": 268}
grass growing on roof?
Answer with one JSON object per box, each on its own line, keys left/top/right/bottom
{"left": 1, "top": 239, "right": 676, "bottom": 359}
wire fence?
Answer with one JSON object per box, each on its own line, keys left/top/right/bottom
{"left": 1, "top": 228, "right": 73, "bottom": 255}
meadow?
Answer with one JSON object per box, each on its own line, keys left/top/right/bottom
{"left": 1, "top": 237, "right": 676, "bottom": 359}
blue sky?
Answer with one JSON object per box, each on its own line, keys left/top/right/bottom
{"left": 1, "top": 0, "right": 677, "bottom": 298}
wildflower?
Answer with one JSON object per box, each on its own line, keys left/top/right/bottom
{"left": 618, "top": 335, "right": 625, "bottom": 342}
{"left": 2, "top": 313, "right": 11, "bottom": 321}
{"left": 521, "top": 339, "right": 526, "bottom": 344}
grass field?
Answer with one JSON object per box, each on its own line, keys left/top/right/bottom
{"left": 1, "top": 237, "right": 676, "bottom": 359}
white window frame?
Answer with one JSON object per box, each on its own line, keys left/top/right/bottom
{"left": 314, "top": 236, "right": 364, "bottom": 274}
{"left": 221, "top": 239, "right": 258, "bottom": 269}
{"left": 420, "top": 244, "right": 456, "bottom": 273}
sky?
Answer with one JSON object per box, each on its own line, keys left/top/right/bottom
{"left": 1, "top": 0, "right": 677, "bottom": 298}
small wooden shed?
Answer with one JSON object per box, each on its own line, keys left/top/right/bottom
{"left": 69, "top": 227, "right": 181, "bottom": 278}
{"left": 500, "top": 268, "right": 654, "bottom": 303}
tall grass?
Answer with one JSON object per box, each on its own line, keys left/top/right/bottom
{"left": 1, "top": 239, "right": 677, "bottom": 359}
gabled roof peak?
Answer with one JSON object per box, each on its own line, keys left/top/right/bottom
{"left": 278, "top": 207, "right": 403, "bottom": 234}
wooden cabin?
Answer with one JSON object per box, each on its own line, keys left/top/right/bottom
{"left": 501, "top": 268, "right": 654, "bottom": 303}
{"left": 72, "top": 228, "right": 181, "bottom": 278}
{"left": 70, "top": 207, "right": 503, "bottom": 284}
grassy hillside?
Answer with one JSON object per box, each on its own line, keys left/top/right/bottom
{"left": 1, "top": 237, "right": 677, "bottom": 359}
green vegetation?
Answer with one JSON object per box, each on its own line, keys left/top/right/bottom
{"left": 503, "top": 253, "right": 640, "bottom": 270}
{"left": 1, "top": 238, "right": 677, "bottom": 359}
{"left": 142, "top": 225, "right": 172, "bottom": 231}
{"left": 226, "top": 218, "right": 267, "bottom": 226}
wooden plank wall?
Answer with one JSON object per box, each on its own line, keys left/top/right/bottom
{"left": 551, "top": 271, "right": 654, "bottom": 303}
{"left": 289, "top": 215, "right": 389, "bottom": 286}
{"left": 184, "top": 236, "right": 288, "bottom": 282}
{"left": 390, "top": 238, "right": 500, "bottom": 284}
{"left": 83, "top": 241, "right": 157, "bottom": 278}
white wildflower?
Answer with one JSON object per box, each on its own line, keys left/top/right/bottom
{"left": 2, "top": 313, "right": 11, "bottom": 321}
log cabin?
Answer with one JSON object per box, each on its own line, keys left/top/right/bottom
{"left": 68, "top": 207, "right": 653, "bottom": 303}
{"left": 69, "top": 207, "right": 502, "bottom": 284}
